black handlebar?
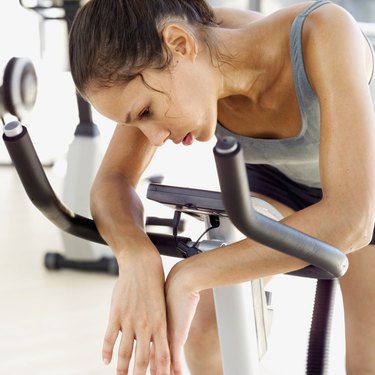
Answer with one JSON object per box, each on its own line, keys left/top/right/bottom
{"left": 2, "top": 122, "right": 190, "bottom": 259}
{"left": 213, "top": 136, "right": 348, "bottom": 279}
{"left": 3, "top": 123, "right": 106, "bottom": 244}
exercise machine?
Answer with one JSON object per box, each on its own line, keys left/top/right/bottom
{"left": 0, "top": 57, "right": 38, "bottom": 122}
{"left": 3, "top": 120, "right": 348, "bottom": 374}
{"left": 19, "top": 0, "right": 117, "bottom": 272}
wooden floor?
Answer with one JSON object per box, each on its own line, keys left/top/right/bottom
{"left": 0, "top": 165, "right": 114, "bottom": 375}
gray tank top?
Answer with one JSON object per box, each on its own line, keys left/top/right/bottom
{"left": 215, "top": 0, "right": 375, "bottom": 188}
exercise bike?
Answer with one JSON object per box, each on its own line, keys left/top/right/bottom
{"left": 3, "top": 120, "right": 348, "bottom": 374}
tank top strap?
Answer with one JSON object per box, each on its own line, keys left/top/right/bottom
{"left": 298, "top": 1, "right": 332, "bottom": 18}
{"left": 290, "top": 1, "right": 332, "bottom": 112}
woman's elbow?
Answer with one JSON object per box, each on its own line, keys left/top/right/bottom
{"left": 344, "top": 205, "right": 375, "bottom": 251}
{"left": 89, "top": 176, "right": 105, "bottom": 218}
{"left": 358, "top": 209, "right": 375, "bottom": 248}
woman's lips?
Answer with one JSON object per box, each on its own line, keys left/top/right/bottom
{"left": 182, "top": 133, "right": 193, "bottom": 146}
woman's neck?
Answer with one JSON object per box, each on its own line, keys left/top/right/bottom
{"left": 213, "top": 24, "right": 285, "bottom": 106}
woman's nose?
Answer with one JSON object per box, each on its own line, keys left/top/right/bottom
{"left": 140, "top": 125, "right": 170, "bottom": 147}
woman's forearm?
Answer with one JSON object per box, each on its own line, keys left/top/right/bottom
{"left": 90, "top": 171, "right": 154, "bottom": 258}
{"left": 177, "top": 199, "right": 368, "bottom": 291}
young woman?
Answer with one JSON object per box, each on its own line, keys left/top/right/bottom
{"left": 69, "top": 1, "right": 375, "bottom": 374}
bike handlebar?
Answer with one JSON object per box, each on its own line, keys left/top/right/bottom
{"left": 2, "top": 122, "right": 189, "bottom": 259}
{"left": 213, "top": 136, "right": 348, "bottom": 279}
{"left": 3, "top": 122, "right": 106, "bottom": 244}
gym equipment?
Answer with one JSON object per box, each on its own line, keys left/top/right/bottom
{"left": 0, "top": 57, "right": 38, "bottom": 121}
{"left": 19, "top": 0, "right": 81, "bottom": 25}
{"left": 20, "top": 0, "right": 117, "bottom": 273}
{"left": 248, "top": 0, "right": 261, "bottom": 11}
{"left": 3, "top": 120, "right": 348, "bottom": 374}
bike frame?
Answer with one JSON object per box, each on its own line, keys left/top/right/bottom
{"left": 204, "top": 217, "right": 265, "bottom": 374}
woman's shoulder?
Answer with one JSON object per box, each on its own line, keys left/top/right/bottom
{"left": 213, "top": 7, "right": 264, "bottom": 29}
{"left": 212, "top": 2, "right": 341, "bottom": 40}
{"left": 214, "top": 1, "right": 350, "bottom": 29}
{"left": 250, "top": 2, "right": 363, "bottom": 55}
{"left": 249, "top": 1, "right": 353, "bottom": 32}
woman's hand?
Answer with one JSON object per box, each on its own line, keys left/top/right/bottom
{"left": 103, "top": 249, "right": 171, "bottom": 375}
{"left": 165, "top": 260, "right": 201, "bottom": 375}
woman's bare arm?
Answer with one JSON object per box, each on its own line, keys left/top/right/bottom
{"left": 90, "top": 125, "right": 171, "bottom": 373}
{"left": 90, "top": 124, "right": 156, "bottom": 253}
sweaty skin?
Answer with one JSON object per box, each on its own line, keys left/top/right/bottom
{"left": 86, "top": 3, "right": 375, "bottom": 375}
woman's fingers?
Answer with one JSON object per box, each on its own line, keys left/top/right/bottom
{"left": 132, "top": 329, "right": 171, "bottom": 375}
{"left": 104, "top": 318, "right": 170, "bottom": 374}
{"left": 117, "top": 330, "right": 135, "bottom": 374}
{"left": 149, "top": 343, "right": 156, "bottom": 375}
{"left": 105, "top": 329, "right": 171, "bottom": 375}
{"left": 151, "top": 332, "right": 171, "bottom": 375}
{"left": 133, "top": 336, "right": 151, "bottom": 375}
{"left": 102, "top": 322, "right": 120, "bottom": 365}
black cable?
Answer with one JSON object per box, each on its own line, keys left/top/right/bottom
{"left": 193, "top": 226, "right": 215, "bottom": 247}
{"left": 174, "top": 213, "right": 219, "bottom": 257}
{"left": 172, "top": 210, "right": 182, "bottom": 246}
{"left": 1, "top": 116, "right": 5, "bottom": 125}
{"left": 193, "top": 215, "right": 221, "bottom": 247}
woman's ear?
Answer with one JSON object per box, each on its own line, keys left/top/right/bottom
{"left": 162, "top": 24, "right": 198, "bottom": 61}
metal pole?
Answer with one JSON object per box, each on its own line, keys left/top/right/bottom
{"left": 249, "top": 0, "right": 261, "bottom": 11}
{"left": 199, "top": 217, "right": 261, "bottom": 375}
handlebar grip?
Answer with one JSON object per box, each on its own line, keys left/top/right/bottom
{"left": 213, "top": 136, "right": 348, "bottom": 279}
{"left": 3, "top": 122, "right": 106, "bottom": 245}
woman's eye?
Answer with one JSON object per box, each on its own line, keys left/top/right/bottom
{"left": 139, "top": 107, "right": 151, "bottom": 120}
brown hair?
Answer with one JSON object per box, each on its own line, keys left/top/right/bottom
{"left": 69, "top": 0, "right": 220, "bottom": 98}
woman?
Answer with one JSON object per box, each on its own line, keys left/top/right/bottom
{"left": 69, "top": 1, "right": 375, "bottom": 374}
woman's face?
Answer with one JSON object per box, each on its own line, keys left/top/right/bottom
{"left": 88, "top": 53, "right": 219, "bottom": 147}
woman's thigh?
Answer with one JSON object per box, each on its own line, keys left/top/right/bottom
{"left": 251, "top": 192, "right": 296, "bottom": 218}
